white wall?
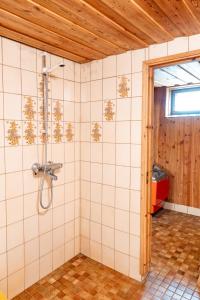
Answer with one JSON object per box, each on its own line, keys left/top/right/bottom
{"left": 79, "top": 34, "right": 200, "bottom": 281}
{"left": 0, "top": 37, "right": 81, "bottom": 299}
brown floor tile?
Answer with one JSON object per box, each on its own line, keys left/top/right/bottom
{"left": 12, "top": 209, "right": 200, "bottom": 299}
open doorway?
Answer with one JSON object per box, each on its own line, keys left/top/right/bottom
{"left": 141, "top": 51, "right": 200, "bottom": 293}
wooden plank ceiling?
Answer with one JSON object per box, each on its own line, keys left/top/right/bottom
{"left": 1, "top": 0, "right": 200, "bottom": 63}
{"left": 154, "top": 61, "right": 200, "bottom": 87}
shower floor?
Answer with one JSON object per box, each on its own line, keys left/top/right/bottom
{"left": 13, "top": 209, "right": 200, "bottom": 300}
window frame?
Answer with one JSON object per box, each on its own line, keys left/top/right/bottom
{"left": 166, "top": 85, "right": 200, "bottom": 117}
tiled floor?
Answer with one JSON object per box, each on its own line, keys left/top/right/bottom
{"left": 13, "top": 209, "right": 200, "bottom": 299}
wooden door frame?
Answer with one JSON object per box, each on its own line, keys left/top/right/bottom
{"left": 140, "top": 48, "right": 200, "bottom": 278}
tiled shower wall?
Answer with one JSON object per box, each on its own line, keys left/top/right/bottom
{"left": 0, "top": 37, "right": 81, "bottom": 299}
{"left": 79, "top": 34, "right": 200, "bottom": 280}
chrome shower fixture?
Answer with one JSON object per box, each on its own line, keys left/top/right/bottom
{"left": 42, "top": 63, "right": 65, "bottom": 75}
{"left": 32, "top": 52, "right": 65, "bottom": 210}
{"left": 32, "top": 162, "right": 63, "bottom": 181}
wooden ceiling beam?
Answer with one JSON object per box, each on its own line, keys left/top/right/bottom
{"left": 0, "top": 0, "right": 122, "bottom": 56}
{"left": 83, "top": 0, "right": 154, "bottom": 45}
{"left": 0, "top": 26, "right": 88, "bottom": 63}
{"left": 154, "top": 0, "right": 200, "bottom": 36}
{"left": 89, "top": 0, "right": 173, "bottom": 44}
{"left": 0, "top": 8, "right": 104, "bottom": 61}
{"left": 33, "top": 0, "right": 147, "bottom": 49}
{"left": 131, "top": 0, "right": 184, "bottom": 37}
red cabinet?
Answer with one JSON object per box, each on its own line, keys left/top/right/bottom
{"left": 152, "top": 177, "right": 169, "bottom": 213}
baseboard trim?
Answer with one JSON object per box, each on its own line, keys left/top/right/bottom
{"left": 163, "top": 202, "right": 200, "bottom": 217}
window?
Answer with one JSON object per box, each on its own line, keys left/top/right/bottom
{"left": 166, "top": 86, "right": 200, "bottom": 117}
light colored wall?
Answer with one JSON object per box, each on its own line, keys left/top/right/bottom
{"left": 1, "top": 32, "right": 200, "bottom": 298}
{"left": 0, "top": 37, "right": 81, "bottom": 299}
{"left": 79, "top": 34, "right": 200, "bottom": 280}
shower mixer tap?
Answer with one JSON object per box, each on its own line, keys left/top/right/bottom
{"left": 32, "top": 161, "right": 63, "bottom": 180}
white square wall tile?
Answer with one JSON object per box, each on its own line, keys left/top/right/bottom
{"left": 0, "top": 175, "right": 5, "bottom": 202}
{"left": 102, "top": 184, "right": 115, "bottom": 207}
{"left": 0, "top": 201, "right": 6, "bottom": 227}
{"left": 116, "top": 144, "right": 130, "bottom": 166}
{"left": 24, "top": 215, "right": 38, "bottom": 242}
{"left": 0, "top": 253, "right": 7, "bottom": 280}
{"left": 2, "top": 38, "right": 20, "bottom": 68}
{"left": 132, "top": 49, "right": 146, "bottom": 73}
{"left": 132, "top": 73, "right": 142, "bottom": 97}
{"left": 0, "top": 93, "right": 3, "bottom": 119}
{"left": 102, "top": 205, "right": 114, "bottom": 228}
{"left": 131, "top": 144, "right": 141, "bottom": 168}
{"left": 81, "top": 82, "right": 90, "bottom": 102}
{"left": 189, "top": 34, "right": 200, "bottom": 51}
{"left": 117, "top": 51, "right": 131, "bottom": 75}
{"left": 131, "top": 167, "right": 141, "bottom": 191}
{"left": 4, "top": 93, "right": 22, "bottom": 120}
{"left": 103, "top": 77, "right": 116, "bottom": 100}
{"left": 91, "top": 59, "right": 102, "bottom": 80}
{"left": 102, "top": 246, "right": 114, "bottom": 269}
{"left": 75, "top": 63, "right": 80, "bottom": 82}
{"left": 0, "top": 148, "right": 5, "bottom": 174}
{"left": 115, "top": 251, "right": 129, "bottom": 276}
{"left": 6, "top": 171, "right": 23, "bottom": 199}
{"left": 116, "top": 121, "right": 130, "bottom": 143}
{"left": 103, "top": 55, "right": 116, "bottom": 78}
{"left": 168, "top": 37, "right": 189, "bottom": 55}
{"left": 91, "top": 80, "right": 102, "bottom": 101}
{"left": 64, "top": 80, "right": 74, "bottom": 101}
{"left": 0, "top": 66, "right": 2, "bottom": 93}
{"left": 7, "top": 221, "right": 24, "bottom": 250}
{"left": 25, "top": 260, "right": 39, "bottom": 289}
{"left": 116, "top": 187, "right": 129, "bottom": 211}
{"left": 64, "top": 59, "right": 75, "bottom": 81}
{"left": 149, "top": 42, "right": 167, "bottom": 59}
{"left": 102, "top": 225, "right": 114, "bottom": 248}
{"left": 130, "top": 235, "right": 140, "bottom": 258}
{"left": 40, "top": 231, "right": 52, "bottom": 257}
{"left": 115, "top": 230, "right": 129, "bottom": 254}
{"left": 116, "top": 166, "right": 130, "bottom": 189}
{"left": 91, "top": 202, "right": 101, "bottom": 223}
{"left": 132, "top": 97, "right": 142, "bottom": 120}
{"left": 7, "top": 196, "right": 23, "bottom": 225}
{"left": 22, "top": 70, "right": 37, "bottom": 96}
{"left": 81, "top": 63, "right": 90, "bottom": 82}
{"left": 8, "top": 268, "right": 24, "bottom": 299}
{"left": 3, "top": 66, "right": 21, "bottom": 94}
{"left": 21, "top": 45, "right": 37, "bottom": 72}
{"left": 129, "top": 256, "right": 141, "bottom": 281}
{"left": 7, "top": 244, "right": 24, "bottom": 275}
{"left": 115, "top": 209, "right": 129, "bottom": 232}
{"left": 130, "top": 213, "right": 140, "bottom": 236}
{"left": 90, "top": 221, "right": 101, "bottom": 243}
{"left": 130, "top": 190, "right": 140, "bottom": 214}
{"left": 0, "top": 227, "right": 6, "bottom": 254}
{"left": 5, "top": 146, "right": 22, "bottom": 172}
{"left": 39, "top": 252, "right": 52, "bottom": 279}
{"left": 103, "top": 164, "right": 115, "bottom": 186}
{"left": 25, "top": 238, "right": 39, "bottom": 265}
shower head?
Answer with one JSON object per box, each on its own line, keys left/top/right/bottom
{"left": 42, "top": 63, "right": 65, "bottom": 74}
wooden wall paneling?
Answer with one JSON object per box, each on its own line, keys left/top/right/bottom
{"left": 33, "top": 0, "right": 145, "bottom": 50}
{"left": 0, "top": 26, "right": 87, "bottom": 63}
{"left": 0, "top": 0, "right": 120, "bottom": 57}
{"left": 154, "top": 87, "right": 200, "bottom": 208}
